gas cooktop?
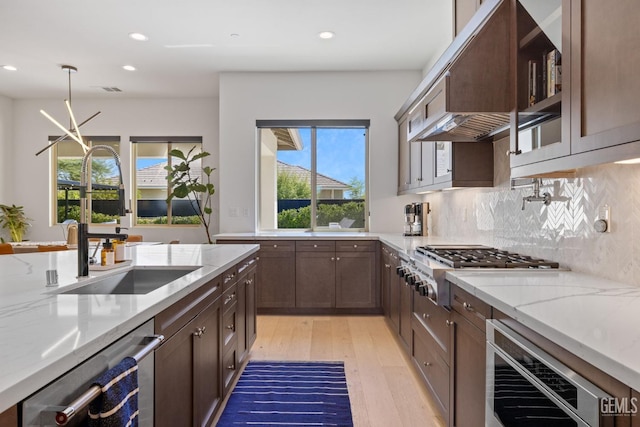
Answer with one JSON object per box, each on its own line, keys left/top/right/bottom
{"left": 416, "top": 245, "right": 560, "bottom": 269}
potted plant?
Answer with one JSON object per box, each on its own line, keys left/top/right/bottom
{"left": 0, "top": 204, "right": 32, "bottom": 242}
{"left": 165, "top": 147, "right": 216, "bottom": 244}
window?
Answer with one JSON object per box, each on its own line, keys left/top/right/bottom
{"left": 258, "top": 120, "right": 369, "bottom": 231}
{"left": 131, "top": 137, "right": 203, "bottom": 226}
{"left": 54, "top": 136, "right": 121, "bottom": 225}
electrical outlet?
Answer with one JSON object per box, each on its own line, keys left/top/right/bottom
{"left": 594, "top": 204, "right": 611, "bottom": 233}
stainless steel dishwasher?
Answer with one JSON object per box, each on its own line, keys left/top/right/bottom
{"left": 22, "top": 319, "right": 161, "bottom": 427}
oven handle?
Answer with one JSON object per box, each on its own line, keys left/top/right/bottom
{"left": 487, "top": 341, "right": 592, "bottom": 427}
{"left": 54, "top": 334, "right": 164, "bottom": 426}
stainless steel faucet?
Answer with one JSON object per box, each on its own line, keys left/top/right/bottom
{"left": 77, "top": 145, "right": 129, "bottom": 277}
{"left": 521, "top": 178, "right": 551, "bottom": 210}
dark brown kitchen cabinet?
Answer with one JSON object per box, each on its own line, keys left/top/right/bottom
{"left": 335, "top": 241, "right": 378, "bottom": 308}
{"left": 238, "top": 258, "right": 257, "bottom": 364}
{"left": 412, "top": 291, "right": 453, "bottom": 425}
{"left": 398, "top": 274, "right": 413, "bottom": 352}
{"left": 380, "top": 244, "right": 394, "bottom": 320}
{"left": 570, "top": 0, "right": 640, "bottom": 154}
{"left": 295, "top": 245, "right": 335, "bottom": 308}
{"left": 451, "top": 285, "right": 491, "bottom": 427}
{"left": 217, "top": 239, "right": 294, "bottom": 310}
{"left": 155, "top": 276, "right": 222, "bottom": 427}
{"left": 0, "top": 405, "right": 17, "bottom": 427}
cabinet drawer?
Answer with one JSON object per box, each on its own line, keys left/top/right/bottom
{"left": 335, "top": 240, "right": 376, "bottom": 252}
{"left": 412, "top": 324, "right": 450, "bottom": 417}
{"left": 451, "top": 284, "right": 491, "bottom": 331}
{"left": 222, "top": 347, "right": 238, "bottom": 396}
{"left": 222, "top": 284, "right": 238, "bottom": 314}
{"left": 222, "top": 265, "right": 238, "bottom": 291}
{"left": 155, "top": 276, "right": 222, "bottom": 337}
{"left": 296, "top": 240, "right": 336, "bottom": 252}
{"left": 257, "top": 240, "right": 295, "bottom": 252}
{"left": 413, "top": 293, "right": 451, "bottom": 358}
{"left": 222, "top": 307, "right": 237, "bottom": 352}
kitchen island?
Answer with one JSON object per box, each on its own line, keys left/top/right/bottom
{"left": 0, "top": 243, "right": 258, "bottom": 416}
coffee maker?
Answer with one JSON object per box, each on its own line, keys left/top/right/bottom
{"left": 403, "top": 202, "right": 430, "bottom": 236}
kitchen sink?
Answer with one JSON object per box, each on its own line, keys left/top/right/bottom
{"left": 58, "top": 266, "right": 201, "bottom": 295}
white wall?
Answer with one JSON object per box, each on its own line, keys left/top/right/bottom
{"left": 0, "top": 95, "right": 13, "bottom": 204}
{"left": 8, "top": 97, "right": 218, "bottom": 243}
{"left": 219, "top": 71, "right": 422, "bottom": 233}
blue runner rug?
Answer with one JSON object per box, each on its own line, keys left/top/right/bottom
{"left": 217, "top": 360, "right": 354, "bottom": 426}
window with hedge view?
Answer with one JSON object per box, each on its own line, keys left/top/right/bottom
{"left": 258, "top": 121, "right": 368, "bottom": 231}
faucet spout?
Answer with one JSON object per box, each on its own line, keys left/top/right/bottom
{"left": 77, "top": 145, "right": 129, "bottom": 277}
{"left": 521, "top": 178, "right": 552, "bottom": 210}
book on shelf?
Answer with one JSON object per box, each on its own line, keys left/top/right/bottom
{"left": 546, "top": 49, "right": 562, "bottom": 98}
{"left": 527, "top": 59, "right": 540, "bottom": 106}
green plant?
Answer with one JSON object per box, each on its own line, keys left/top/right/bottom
{"left": 165, "top": 147, "right": 216, "bottom": 243}
{"left": 0, "top": 204, "right": 32, "bottom": 242}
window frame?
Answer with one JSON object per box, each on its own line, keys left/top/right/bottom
{"left": 51, "top": 135, "right": 121, "bottom": 226}
{"left": 257, "top": 120, "right": 370, "bottom": 232}
{"left": 130, "top": 136, "right": 203, "bottom": 227}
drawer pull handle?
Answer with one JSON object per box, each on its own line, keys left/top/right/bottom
{"left": 353, "top": 244, "right": 358, "bottom": 248}
{"left": 194, "top": 327, "right": 206, "bottom": 337}
{"left": 273, "top": 244, "right": 278, "bottom": 248}
{"left": 463, "top": 302, "right": 473, "bottom": 312}
{"left": 423, "top": 362, "right": 432, "bottom": 367}
{"left": 446, "top": 320, "right": 453, "bottom": 327}
{"left": 336, "top": 257, "right": 340, "bottom": 261}
{"left": 226, "top": 324, "right": 234, "bottom": 330}
{"left": 331, "top": 257, "right": 335, "bottom": 261}
{"left": 423, "top": 313, "right": 430, "bottom": 320}
{"left": 313, "top": 244, "right": 318, "bottom": 248}
{"left": 227, "top": 364, "right": 235, "bottom": 370}
{"left": 384, "top": 263, "right": 390, "bottom": 268}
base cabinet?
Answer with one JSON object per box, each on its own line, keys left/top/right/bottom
{"left": 256, "top": 241, "right": 296, "bottom": 309}
{"left": 155, "top": 254, "right": 258, "bottom": 427}
{"left": 0, "top": 406, "right": 17, "bottom": 427}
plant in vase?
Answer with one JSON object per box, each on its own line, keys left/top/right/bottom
{"left": 0, "top": 204, "right": 32, "bottom": 242}
{"left": 165, "top": 147, "right": 216, "bottom": 244}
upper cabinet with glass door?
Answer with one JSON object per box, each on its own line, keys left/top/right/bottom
{"left": 509, "top": 0, "right": 570, "bottom": 171}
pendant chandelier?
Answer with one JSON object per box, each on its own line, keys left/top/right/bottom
{"left": 36, "top": 65, "right": 101, "bottom": 156}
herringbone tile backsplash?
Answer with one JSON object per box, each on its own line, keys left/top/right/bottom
{"left": 424, "top": 137, "right": 640, "bottom": 286}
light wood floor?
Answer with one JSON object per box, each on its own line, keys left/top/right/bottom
{"left": 225, "top": 315, "right": 446, "bottom": 427}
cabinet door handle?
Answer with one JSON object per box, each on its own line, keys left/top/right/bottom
{"left": 384, "top": 263, "right": 391, "bottom": 268}
{"left": 226, "top": 324, "right": 235, "bottom": 330}
{"left": 273, "top": 244, "right": 278, "bottom": 248}
{"left": 446, "top": 320, "right": 453, "bottom": 327}
{"left": 463, "top": 302, "right": 473, "bottom": 312}
{"left": 353, "top": 244, "right": 358, "bottom": 248}
{"left": 313, "top": 244, "right": 318, "bottom": 248}
{"left": 422, "top": 313, "right": 430, "bottom": 320}
{"left": 227, "top": 364, "right": 235, "bottom": 370}
{"left": 423, "top": 361, "right": 432, "bottom": 367}
{"left": 336, "top": 257, "right": 340, "bottom": 261}
{"left": 331, "top": 257, "right": 335, "bottom": 261}
{"left": 506, "top": 149, "right": 522, "bottom": 156}
{"left": 194, "top": 327, "right": 205, "bottom": 337}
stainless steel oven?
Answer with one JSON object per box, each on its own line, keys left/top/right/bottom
{"left": 486, "top": 320, "right": 613, "bottom": 427}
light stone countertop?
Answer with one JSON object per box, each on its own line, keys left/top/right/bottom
{"left": 446, "top": 269, "right": 640, "bottom": 392}
{"left": 0, "top": 243, "right": 259, "bottom": 414}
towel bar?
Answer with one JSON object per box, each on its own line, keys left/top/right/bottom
{"left": 54, "top": 334, "right": 164, "bottom": 426}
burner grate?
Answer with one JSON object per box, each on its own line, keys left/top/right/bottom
{"left": 416, "top": 246, "right": 559, "bottom": 269}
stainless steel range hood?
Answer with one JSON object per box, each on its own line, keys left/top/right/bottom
{"left": 399, "top": 0, "right": 512, "bottom": 143}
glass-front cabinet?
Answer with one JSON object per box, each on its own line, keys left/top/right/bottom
{"left": 433, "top": 141, "right": 452, "bottom": 185}
{"left": 509, "top": 0, "right": 570, "bottom": 170}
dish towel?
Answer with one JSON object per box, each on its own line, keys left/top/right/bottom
{"left": 88, "top": 356, "right": 139, "bottom": 427}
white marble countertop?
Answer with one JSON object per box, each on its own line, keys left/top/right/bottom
{"left": 0, "top": 243, "right": 259, "bottom": 413}
{"left": 446, "top": 269, "right": 640, "bottom": 391}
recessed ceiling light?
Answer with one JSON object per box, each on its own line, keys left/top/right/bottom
{"left": 2, "top": 65, "right": 17, "bottom": 71}
{"left": 122, "top": 65, "right": 136, "bottom": 71}
{"left": 318, "top": 31, "right": 335, "bottom": 40}
{"left": 129, "top": 32, "right": 149, "bottom": 41}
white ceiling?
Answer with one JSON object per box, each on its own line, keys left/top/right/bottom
{"left": 0, "top": 0, "right": 452, "bottom": 99}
